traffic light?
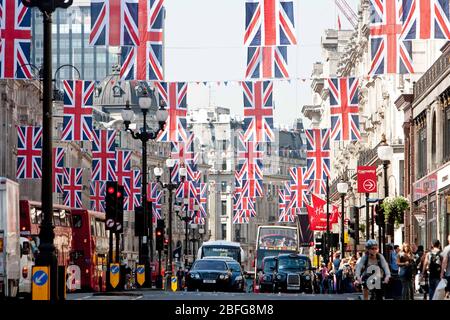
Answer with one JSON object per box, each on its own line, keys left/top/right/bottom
{"left": 115, "top": 185, "right": 124, "bottom": 233}
{"left": 155, "top": 226, "right": 164, "bottom": 251}
{"left": 163, "top": 238, "right": 169, "bottom": 255}
{"left": 375, "top": 203, "right": 384, "bottom": 226}
{"left": 105, "top": 181, "right": 118, "bottom": 230}
{"left": 135, "top": 206, "right": 145, "bottom": 236}
{"left": 348, "top": 221, "right": 356, "bottom": 239}
{"left": 315, "top": 237, "right": 323, "bottom": 256}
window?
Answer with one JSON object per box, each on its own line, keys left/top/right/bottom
{"left": 72, "top": 215, "right": 82, "bottom": 228}
{"left": 417, "top": 125, "right": 427, "bottom": 179}
{"left": 221, "top": 181, "right": 227, "bottom": 192}
{"left": 53, "top": 210, "right": 61, "bottom": 226}
{"left": 221, "top": 201, "right": 227, "bottom": 216}
{"left": 221, "top": 224, "right": 227, "bottom": 240}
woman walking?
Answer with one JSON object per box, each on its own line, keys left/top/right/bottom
{"left": 397, "top": 243, "right": 415, "bottom": 300}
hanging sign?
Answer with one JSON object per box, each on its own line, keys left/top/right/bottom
{"left": 357, "top": 166, "right": 377, "bottom": 193}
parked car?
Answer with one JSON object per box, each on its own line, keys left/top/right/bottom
{"left": 258, "top": 256, "right": 277, "bottom": 293}
{"left": 273, "top": 253, "right": 315, "bottom": 293}
{"left": 186, "top": 258, "right": 234, "bottom": 292}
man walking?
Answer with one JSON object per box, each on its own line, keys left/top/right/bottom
{"left": 423, "top": 240, "right": 441, "bottom": 300}
{"left": 440, "top": 235, "right": 450, "bottom": 299}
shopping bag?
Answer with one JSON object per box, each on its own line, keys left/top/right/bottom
{"left": 432, "top": 278, "right": 447, "bottom": 300}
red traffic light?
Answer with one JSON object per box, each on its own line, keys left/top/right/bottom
{"left": 164, "top": 239, "right": 169, "bottom": 244}
{"left": 156, "top": 230, "right": 162, "bottom": 236}
{"left": 107, "top": 186, "right": 115, "bottom": 194}
{"left": 117, "top": 191, "right": 122, "bottom": 198}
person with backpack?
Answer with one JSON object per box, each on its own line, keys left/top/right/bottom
{"left": 355, "top": 240, "right": 391, "bottom": 300}
{"left": 422, "top": 240, "right": 441, "bottom": 300}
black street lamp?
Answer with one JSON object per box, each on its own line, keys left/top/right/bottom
{"left": 175, "top": 199, "right": 198, "bottom": 268}
{"left": 337, "top": 180, "right": 349, "bottom": 257}
{"left": 121, "top": 87, "right": 168, "bottom": 288}
{"left": 377, "top": 135, "right": 393, "bottom": 256}
{"left": 21, "top": 0, "right": 73, "bottom": 301}
{"left": 154, "top": 161, "right": 186, "bottom": 282}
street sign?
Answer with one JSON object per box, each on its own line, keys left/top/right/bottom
{"left": 357, "top": 166, "right": 377, "bottom": 193}
{"left": 32, "top": 266, "right": 50, "bottom": 300}
{"left": 110, "top": 263, "right": 120, "bottom": 288}
{"left": 171, "top": 276, "right": 178, "bottom": 292}
{"left": 66, "top": 265, "right": 81, "bottom": 291}
{"left": 106, "top": 219, "right": 115, "bottom": 229}
{"left": 136, "top": 264, "right": 145, "bottom": 286}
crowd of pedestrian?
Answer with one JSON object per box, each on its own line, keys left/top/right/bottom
{"left": 314, "top": 234, "right": 450, "bottom": 300}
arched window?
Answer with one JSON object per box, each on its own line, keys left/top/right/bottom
{"left": 432, "top": 112, "right": 436, "bottom": 168}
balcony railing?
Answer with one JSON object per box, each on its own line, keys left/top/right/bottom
{"left": 414, "top": 46, "right": 450, "bottom": 101}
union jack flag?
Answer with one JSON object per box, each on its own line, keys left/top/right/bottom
{"left": 369, "top": 0, "right": 414, "bottom": 75}
{"left": 244, "top": 0, "right": 297, "bottom": 46}
{"left": 61, "top": 80, "right": 94, "bottom": 141}
{"left": 90, "top": 181, "right": 106, "bottom": 212}
{"left": 233, "top": 194, "right": 256, "bottom": 223}
{"left": 278, "top": 188, "right": 288, "bottom": 222}
{"left": 305, "top": 129, "right": 331, "bottom": 195}
{"left": 191, "top": 214, "right": 206, "bottom": 225}
{"left": 63, "top": 168, "right": 84, "bottom": 209}
{"left": 246, "top": 46, "right": 289, "bottom": 79}
{"left": 124, "top": 170, "right": 141, "bottom": 210}
{"left": 242, "top": 81, "right": 275, "bottom": 142}
{"left": 115, "top": 150, "right": 132, "bottom": 186}
{"left": 155, "top": 82, "right": 188, "bottom": 143}
{"left": 92, "top": 129, "right": 116, "bottom": 182}
{"left": 16, "top": 126, "right": 42, "bottom": 179}
{"left": 89, "top": 0, "right": 139, "bottom": 46}
{"left": 287, "top": 167, "right": 309, "bottom": 210}
{"left": 327, "top": 77, "right": 361, "bottom": 141}
{"left": 175, "top": 181, "right": 198, "bottom": 212}
{"left": 401, "top": 0, "right": 450, "bottom": 40}
{"left": 120, "top": 0, "right": 164, "bottom": 80}
{"left": 52, "top": 147, "right": 65, "bottom": 193}
{"left": 197, "top": 183, "right": 208, "bottom": 218}
{"left": 236, "top": 132, "right": 264, "bottom": 184}
{"left": 0, "top": 0, "right": 31, "bottom": 79}
{"left": 147, "top": 182, "right": 162, "bottom": 222}
{"left": 170, "top": 132, "right": 197, "bottom": 183}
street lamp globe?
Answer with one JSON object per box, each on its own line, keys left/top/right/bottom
{"left": 156, "top": 105, "right": 169, "bottom": 123}
{"left": 179, "top": 167, "right": 187, "bottom": 177}
{"left": 378, "top": 145, "right": 393, "bottom": 161}
{"left": 138, "top": 96, "right": 153, "bottom": 110}
{"left": 166, "top": 158, "right": 175, "bottom": 168}
{"left": 337, "top": 181, "right": 349, "bottom": 194}
{"left": 153, "top": 167, "right": 163, "bottom": 177}
{"left": 121, "top": 105, "right": 135, "bottom": 123}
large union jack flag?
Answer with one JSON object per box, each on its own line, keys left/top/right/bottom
{"left": 327, "top": 77, "right": 361, "bottom": 141}
{"left": 401, "top": 0, "right": 450, "bottom": 40}
{"left": 17, "top": 126, "right": 42, "bottom": 179}
{"left": 236, "top": 132, "right": 264, "bottom": 184}
{"left": 170, "top": 131, "right": 197, "bottom": 183}
{"left": 120, "top": 0, "right": 164, "bottom": 80}
{"left": 52, "top": 147, "right": 65, "bottom": 193}
{"left": 92, "top": 129, "right": 116, "bottom": 182}
{"left": 124, "top": 170, "right": 141, "bottom": 210}
{"left": 244, "top": 0, "right": 297, "bottom": 46}
{"left": 155, "top": 82, "right": 188, "bottom": 143}
{"left": 242, "top": 81, "right": 275, "bottom": 142}
{"left": 287, "top": 167, "right": 309, "bottom": 211}
{"left": 305, "top": 129, "right": 331, "bottom": 195}
{"left": 278, "top": 188, "right": 290, "bottom": 222}
{"left": 369, "top": 0, "right": 414, "bottom": 74}
{"left": 197, "top": 183, "right": 208, "bottom": 218}
{"left": 115, "top": 150, "right": 132, "bottom": 186}
{"left": 147, "top": 182, "right": 162, "bottom": 222}
{"left": 63, "top": 168, "right": 84, "bottom": 209}
{"left": 0, "top": 0, "right": 31, "bottom": 79}
{"left": 246, "top": 46, "right": 289, "bottom": 79}
{"left": 90, "top": 181, "right": 106, "bottom": 212}
{"left": 61, "top": 80, "right": 94, "bottom": 141}
{"left": 89, "top": 0, "right": 139, "bottom": 46}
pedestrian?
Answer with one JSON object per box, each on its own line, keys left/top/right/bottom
{"left": 332, "top": 252, "right": 342, "bottom": 293}
{"left": 320, "top": 263, "right": 329, "bottom": 294}
{"left": 423, "top": 241, "right": 443, "bottom": 299}
{"left": 440, "top": 235, "right": 450, "bottom": 299}
{"left": 397, "top": 242, "right": 415, "bottom": 300}
{"left": 176, "top": 267, "right": 184, "bottom": 291}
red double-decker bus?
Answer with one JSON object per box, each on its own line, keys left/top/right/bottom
{"left": 19, "top": 200, "right": 73, "bottom": 267}
{"left": 71, "top": 209, "right": 108, "bottom": 292}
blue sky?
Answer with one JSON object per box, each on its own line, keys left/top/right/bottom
{"left": 163, "top": 0, "right": 359, "bottom": 127}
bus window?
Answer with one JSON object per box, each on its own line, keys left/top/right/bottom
{"left": 36, "top": 209, "right": 43, "bottom": 224}
{"left": 72, "top": 215, "right": 82, "bottom": 228}
{"left": 96, "top": 220, "right": 102, "bottom": 237}
{"left": 53, "top": 210, "right": 61, "bottom": 226}
{"left": 66, "top": 212, "right": 72, "bottom": 227}
{"left": 60, "top": 210, "right": 68, "bottom": 226}
{"left": 91, "top": 217, "right": 96, "bottom": 236}
{"left": 31, "top": 207, "right": 37, "bottom": 224}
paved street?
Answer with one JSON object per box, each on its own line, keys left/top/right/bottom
{"left": 68, "top": 290, "right": 361, "bottom": 300}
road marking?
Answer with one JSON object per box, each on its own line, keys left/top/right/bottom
{"left": 76, "top": 295, "right": 92, "bottom": 300}
{"left": 134, "top": 295, "right": 143, "bottom": 300}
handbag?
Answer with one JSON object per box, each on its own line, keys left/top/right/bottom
{"left": 432, "top": 278, "right": 447, "bottom": 300}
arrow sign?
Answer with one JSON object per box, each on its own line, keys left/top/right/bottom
{"left": 106, "top": 219, "right": 115, "bottom": 229}
{"left": 357, "top": 166, "right": 377, "bottom": 193}
{"left": 136, "top": 264, "right": 145, "bottom": 286}
{"left": 33, "top": 270, "right": 48, "bottom": 286}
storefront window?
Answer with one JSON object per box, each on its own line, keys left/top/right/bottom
{"left": 429, "top": 197, "right": 437, "bottom": 246}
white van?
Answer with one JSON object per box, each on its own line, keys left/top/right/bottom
{"left": 18, "top": 237, "right": 35, "bottom": 296}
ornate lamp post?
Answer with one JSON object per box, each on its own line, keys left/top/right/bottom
{"left": 175, "top": 199, "right": 198, "bottom": 268}
{"left": 21, "top": 0, "right": 73, "bottom": 301}
{"left": 121, "top": 87, "right": 168, "bottom": 288}
{"left": 337, "top": 180, "right": 349, "bottom": 256}
{"left": 154, "top": 160, "right": 186, "bottom": 279}
{"left": 377, "top": 135, "right": 393, "bottom": 255}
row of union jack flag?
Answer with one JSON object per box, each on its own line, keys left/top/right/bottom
{"left": 2, "top": 0, "right": 450, "bottom": 80}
